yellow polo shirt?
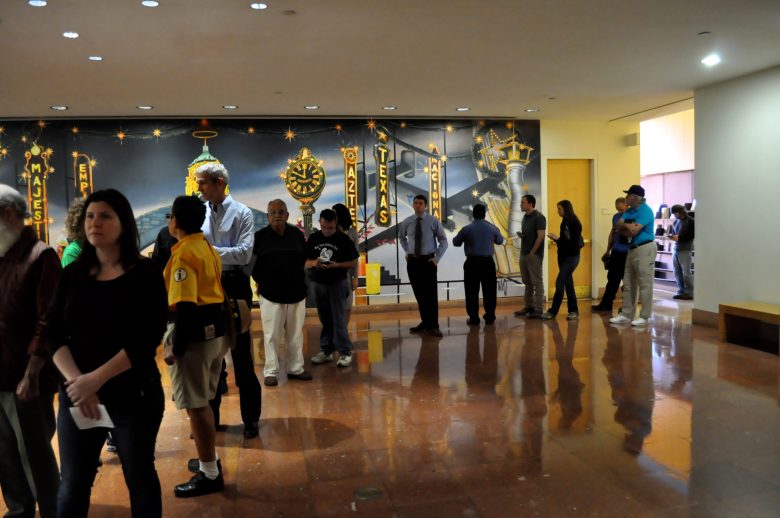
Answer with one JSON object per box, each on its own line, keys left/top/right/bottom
{"left": 164, "top": 233, "right": 224, "bottom": 308}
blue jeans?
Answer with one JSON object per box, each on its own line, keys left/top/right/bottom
{"left": 56, "top": 378, "right": 164, "bottom": 518}
{"left": 673, "top": 249, "right": 694, "bottom": 296}
{"left": 312, "top": 279, "right": 352, "bottom": 356}
{"left": 549, "top": 254, "right": 580, "bottom": 315}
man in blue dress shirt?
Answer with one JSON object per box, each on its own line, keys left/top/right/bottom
{"left": 610, "top": 184, "right": 655, "bottom": 327}
{"left": 452, "top": 204, "right": 505, "bottom": 325}
{"left": 196, "top": 162, "right": 262, "bottom": 439}
{"left": 399, "top": 195, "right": 449, "bottom": 337}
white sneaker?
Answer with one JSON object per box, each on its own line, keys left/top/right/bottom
{"left": 336, "top": 354, "right": 352, "bottom": 367}
{"left": 609, "top": 315, "right": 631, "bottom": 325}
{"left": 631, "top": 317, "right": 648, "bottom": 326}
{"left": 311, "top": 352, "right": 334, "bottom": 364}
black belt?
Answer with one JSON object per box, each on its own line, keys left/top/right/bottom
{"left": 408, "top": 254, "right": 434, "bottom": 260}
{"left": 629, "top": 241, "right": 653, "bottom": 250}
{"left": 467, "top": 255, "right": 493, "bottom": 259}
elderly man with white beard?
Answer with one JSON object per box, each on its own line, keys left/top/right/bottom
{"left": 0, "top": 184, "right": 61, "bottom": 518}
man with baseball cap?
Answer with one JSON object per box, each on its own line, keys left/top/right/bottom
{"left": 609, "top": 185, "right": 655, "bottom": 326}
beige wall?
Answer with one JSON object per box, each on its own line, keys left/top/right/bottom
{"left": 694, "top": 66, "right": 780, "bottom": 313}
{"left": 640, "top": 109, "right": 695, "bottom": 175}
{"left": 540, "top": 120, "right": 640, "bottom": 290}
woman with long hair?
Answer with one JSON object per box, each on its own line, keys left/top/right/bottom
{"left": 47, "top": 189, "right": 168, "bottom": 517}
{"left": 542, "top": 200, "right": 583, "bottom": 320}
{"left": 61, "top": 197, "right": 86, "bottom": 267}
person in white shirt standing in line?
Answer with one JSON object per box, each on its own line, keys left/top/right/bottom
{"left": 195, "top": 163, "right": 262, "bottom": 439}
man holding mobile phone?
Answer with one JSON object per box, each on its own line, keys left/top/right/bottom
{"left": 514, "top": 194, "right": 547, "bottom": 319}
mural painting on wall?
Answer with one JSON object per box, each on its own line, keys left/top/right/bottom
{"left": 0, "top": 118, "right": 540, "bottom": 290}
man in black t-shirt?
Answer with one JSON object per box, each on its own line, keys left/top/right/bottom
{"left": 305, "top": 209, "right": 359, "bottom": 368}
{"left": 251, "top": 200, "right": 312, "bottom": 387}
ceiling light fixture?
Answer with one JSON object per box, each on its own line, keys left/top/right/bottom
{"left": 525, "top": 108, "right": 540, "bottom": 113}
{"left": 50, "top": 105, "right": 68, "bottom": 111}
{"left": 223, "top": 105, "right": 238, "bottom": 110}
{"left": 28, "top": 1, "right": 47, "bottom": 6}
{"left": 63, "top": 31, "right": 79, "bottom": 39}
{"left": 88, "top": 56, "right": 103, "bottom": 61}
{"left": 701, "top": 53, "right": 721, "bottom": 67}
{"left": 136, "top": 105, "right": 154, "bottom": 110}
{"left": 304, "top": 105, "right": 319, "bottom": 110}
{"left": 141, "top": 1, "right": 159, "bottom": 7}
{"left": 383, "top": 106, "right": 397, "bottom": 111}
{"left": 455, "top": 107, "right": 470, "bottom": 112}
{"left": 250, "top": 3, "right": 268, "bottom": 9}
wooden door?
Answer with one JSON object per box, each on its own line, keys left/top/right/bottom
{"left": 547, "top": 159, "right": 592, "bottom": 299}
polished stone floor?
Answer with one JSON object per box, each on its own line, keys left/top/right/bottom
{"left": 7, "top": 293, "right": 780, "bottom": 517}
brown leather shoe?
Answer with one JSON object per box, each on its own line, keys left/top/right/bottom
{"left": 263, "top": 376, "right": 278, "bottom": 387}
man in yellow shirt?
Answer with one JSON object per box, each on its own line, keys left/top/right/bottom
{"left": 163, "top": 195, "right": 229, "bottom": 498}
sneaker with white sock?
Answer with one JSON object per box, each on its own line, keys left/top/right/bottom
{"left": 336, "top": 354, "right": 352, "bottom": 367}
{"left": 609, "top": 315, "right": 631, "bottom": 325}
{"left": 631, "top": 317, "right": 648, "bottom": 326}
{"left": 311, "top": 352, "right": 334, "bottom": 364}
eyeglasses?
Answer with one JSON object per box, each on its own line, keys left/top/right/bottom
{"left": 165, "top": 213, "right": 172, "bottom": 219}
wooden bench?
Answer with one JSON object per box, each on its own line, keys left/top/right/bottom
{"left": 719, "top": 301, "right": 780, "bottom": 350}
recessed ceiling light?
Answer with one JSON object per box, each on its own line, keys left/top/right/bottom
{"left": 50, "top": 105, "right": 68, "bottom": 111}
{"left": 525, "top": 108, "right": 540, "bottom": 113}
{"left": 223, "top": 105, "right": 238, "bottom": 110}
{"left": 304, "top": 105, "right": 320, "bottom": 110}
{"left": 28, "top": 1, "right": 47, "bottom": 7}
{"left": 701, "top": 53, "right": 721, "bottom": 67}
{"left": 88, "top": 56, "right": 103, "bottom": 61}
{"left": 383, "top": 106, "right": 397, "bottom": 111}
{"left": 136, "top": 105, "right": 154, "bottom": 110}
{"left": 63, "top": 31, "right": 79, "bottom": 39}
{"left": 141, "top": 1, "right": 159, "bottom": 7}
{"left": 250, "top": 3, "right": 268, "bottom": 9}
{"left": 698, "top": 31, "right": 711, "bottom": 36}
{"left": 455, "top": 107, "right": 470, "bottom": 112}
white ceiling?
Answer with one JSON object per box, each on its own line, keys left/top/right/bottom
{"left": 1, "top": 0, "right": 779, "bottom": 121}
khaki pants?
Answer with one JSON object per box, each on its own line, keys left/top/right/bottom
{"left": 520, "top": 254, "right": 545, "bottom": 313}
{"left": 621, "top": 243, "right": 656, "bottom": 320}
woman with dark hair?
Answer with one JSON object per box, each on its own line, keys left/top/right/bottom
{"left": 332, "top": 203, "right": 360, "bottom": 323}
{"left": 47, "top": 189, "right": 168, "bottom": 517}
{"left": 542, "top": 200, "right": 583, "bottom": 320}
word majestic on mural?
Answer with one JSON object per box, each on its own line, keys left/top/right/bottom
{"left": 374, "top": 143, "right": 390, "bottom": 227}
{"left": 342, "top": 146, "right": 359, "bottom": 228}
{"left": 428, "top": 147, "right": 442, "bottom": 221}
{"left": 24, "top": 144, "right": 53, "bottom": 243}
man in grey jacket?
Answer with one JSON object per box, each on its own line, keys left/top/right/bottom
{"left": 669, "top": 204, "right": 694, "bottom": 300}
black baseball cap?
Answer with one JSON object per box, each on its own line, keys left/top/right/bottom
{"left": 623, "top": 184, "right": 645, "bottom": 197}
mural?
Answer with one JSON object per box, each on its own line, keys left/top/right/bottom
{"left": 0, "top": 118, "right": 540, "bottom": 299}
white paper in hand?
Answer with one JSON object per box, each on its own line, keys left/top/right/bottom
{"left": 68, "top": 404, "right": 115, "bottom": 430}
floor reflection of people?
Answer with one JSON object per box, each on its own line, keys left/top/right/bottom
{"left": 669, "top": 321, "right": 692, "bottom": 394}
{"left": 519, "top": 336, "right": 546, "bottom": 471}
{"left": 465, "top": 325, "right": 498, "bottom": 394}
{"left": 547, "top": 320, "right": 584, "bottom": 429}
{"left": 601, "top": 320, "right": 655, "bottom": 455}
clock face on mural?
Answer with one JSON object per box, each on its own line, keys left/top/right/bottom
{"left": 284, "top": 150, "right": 326, "bottom": 202}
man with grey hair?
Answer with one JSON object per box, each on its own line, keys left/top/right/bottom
{"left": 195, "top": 163, "right": 262, "bottom": 439}
{"left": 0, "top": 184, "right": 60, "bottom": 517}
{"left": 610, "top": 185, "right": 655, "bottom": 327}
{"left": 251, "top": 199, "right": 311, "bottom": 387}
